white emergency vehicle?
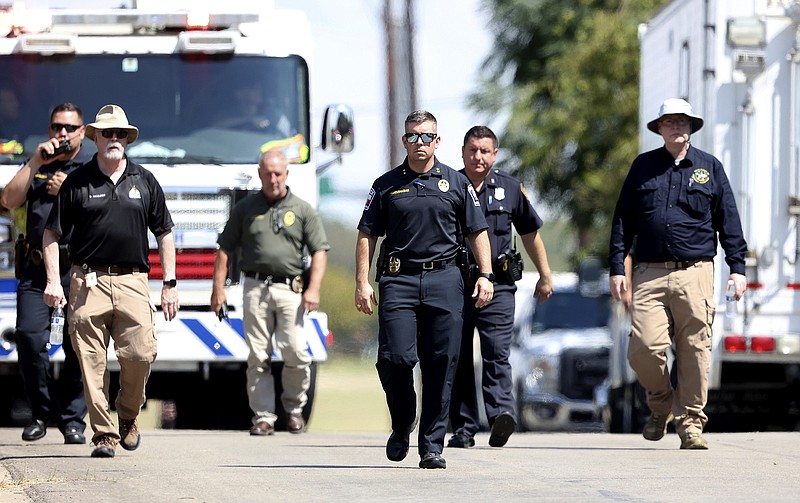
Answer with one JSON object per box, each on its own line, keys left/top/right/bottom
{"left": 604, "top": 0, "right": 800, "bottom": 432}
{"left": 0, "top": 1, "right": 354, "bottom": 429}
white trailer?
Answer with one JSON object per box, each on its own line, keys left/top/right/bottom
{"left": 0, "top": 1, "right": 353, "bottom": 429}
{"left": 605, "top": 0, "right": 800, "bottom": 431}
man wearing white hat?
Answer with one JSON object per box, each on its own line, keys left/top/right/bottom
{"left": 608, "top": 98, "right": 747, "bottom": 449}
{"left": 42, "top": 104, "right": 179, "bottom": 458}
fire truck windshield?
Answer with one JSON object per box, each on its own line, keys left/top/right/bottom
{"left": 0, "top": 53, "right": 310, "bottom": 165}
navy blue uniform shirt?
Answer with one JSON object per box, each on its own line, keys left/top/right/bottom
{"left": 24, "top": 147, "right": 92, "bottom": 248}
{"left": 459, "top": 167, "right": 543, "bottom": 261}
{"left": 609, "top": 145, "right": 747, "bottom": 276}
{"left": 358, "top": 157, "right": 487, "bottom": 263}
{"left": 46, "top": 155, "right": 173, "bottom": 270}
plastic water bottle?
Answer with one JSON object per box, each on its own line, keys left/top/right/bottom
{"left": 725, "top": 280, "right": 737, "bottom": 319}
{"left": 49, "top": 306, "right": 65, "bottom": 345}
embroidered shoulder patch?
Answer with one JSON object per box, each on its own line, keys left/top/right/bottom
{"left": 692, "top": 168, "right": 710, "bottom": 184}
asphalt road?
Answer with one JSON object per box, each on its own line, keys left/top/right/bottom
{"left": 1, "top": 428, "right": 799, "bottom": 502}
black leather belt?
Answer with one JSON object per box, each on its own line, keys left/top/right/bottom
{"left": 243, "top": 271, "right": 292, "bottom": 285}
{"left": 76, "top": 263, "right": 140, "bottom": 275}
{"left": 643, "top": 258, "right": 712, "bottom": 270}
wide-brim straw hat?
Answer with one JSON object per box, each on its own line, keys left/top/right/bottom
{"left": 646, "top": 98, "right": 704, "bottom": 134}
{"left": 85, "top": 104, "right": 139, "bottom": 144}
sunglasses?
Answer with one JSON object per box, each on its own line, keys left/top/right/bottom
{"left": 273, "top": 208, "right": 284, "bottom": 233}
{"left": 100, "top": 128, "right": 129, "bottom": 139}
{"left": 50, "top": 123, "right": 82, "bottom": 133}
{"left": 403, "top": 132, "right": 437, "bottom": 143}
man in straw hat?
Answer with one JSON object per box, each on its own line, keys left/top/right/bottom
{"left": 42, "top": 104, "right": 179, "bottom": 458}
{"left": 608, "top": 98, "right": 747, "bottom": 449}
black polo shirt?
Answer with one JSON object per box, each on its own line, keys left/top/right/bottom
{"left": 358, "top": 157, "right": 488, "bottom": 263}
{"left": 609, "top": 144, "right": 747, "bottom": 276}
{"left": 45, "top": 154, "right": 173, "bottom": 270}
{"left": 25, "top": 146, "right": 92, "bottom": 248}
{"left": 459, "top": 167, "right": 543, "bottom": 259}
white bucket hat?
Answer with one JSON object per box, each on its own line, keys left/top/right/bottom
{"left": 85, "top": 104, "right": 139, "bottom": 143}
{"left": 646, "top": 98, "right": 704, "bottom": 134}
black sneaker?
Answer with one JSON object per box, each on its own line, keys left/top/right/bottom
{"left": 447, "top": 433, "right": 475, "bottom": 448}
{"left": 488, "top": 412, "right": 516, "bottom": 447}
{"left": 419, "top": 452, "right": 446, "bottom": 469}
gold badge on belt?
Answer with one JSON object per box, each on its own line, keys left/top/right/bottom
{"left": 388, "top": 256, "right": 401, "bottom": 274}
{"left": 291, "top": 275, "right": 304, "bottom": 293}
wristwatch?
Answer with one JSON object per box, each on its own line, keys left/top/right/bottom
{"left": 163, "top": 279, "right": 177, "bottom": 288}
{"left": 477, "top": 272, "right": 495, "bottom": 282}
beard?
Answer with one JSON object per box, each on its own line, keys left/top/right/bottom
{"left": 101, "top": 142, "right": 125, "bottom": 161}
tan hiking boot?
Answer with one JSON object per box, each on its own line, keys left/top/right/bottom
{"left": 642, "top": 412, "right": 673, "bottom": 441}
{"left": 680, "top": 432, "right": 709, "bottom": 450}
{"left": 119, "top": 418, "right": 141, "bottom": 451}
{"left": 91, "top": 434, "right": 117, "bottom": 458}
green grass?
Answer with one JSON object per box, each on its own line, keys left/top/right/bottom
{"left": 307, "top": 355, "right": 390, "bottom": 432}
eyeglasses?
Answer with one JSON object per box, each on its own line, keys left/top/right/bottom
{"left": 273, "top": 208, "right": 284, "bottom": 233}
{"left": 403, "top": 132, "right": 437, "bottom": 143}
{"left": 659, "top": 118, "right": 690, "bottom": 128}
{"left": 100, "top": 128, "right": 129, "bottom": 139}
{"left": 50, "top": 123, "right": 82, "bottom": 133}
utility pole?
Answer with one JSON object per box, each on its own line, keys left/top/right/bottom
{"left": 384, "top": 0, "right": 416, "bottom": 169}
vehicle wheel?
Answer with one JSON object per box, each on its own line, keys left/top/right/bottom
{"left": 606, "top": 381, "right": 649, "bottom": 433}
{"left": 0, "top": 374, "right": 31, "bottom": 426}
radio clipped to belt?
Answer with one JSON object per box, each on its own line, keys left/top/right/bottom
{"left": 493, "top": 237, "right": 524, "bottom": 286}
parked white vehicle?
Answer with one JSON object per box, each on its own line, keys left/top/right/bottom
{"left": 510, "top": 270, "right": 612, "bottom": 431}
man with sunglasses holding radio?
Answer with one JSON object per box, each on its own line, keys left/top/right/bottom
{"left": 211, "top": 148, "right": 329, "bottom": 437}
{"left": 448, "top": 126, "right": 553, "bottom": 450}
{"left": 0, "top": 103, "right": 90, "bottom": 446}
{"left": 43, "top": 104, "right": 179, "bottom": 458}
{"left": 355, "top": 110, "right": 494, "bottom": 469}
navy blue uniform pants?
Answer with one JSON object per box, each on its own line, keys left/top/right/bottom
{"left": 376, "top": 266, "right": 463, "bottom": 456}
{"left": 449, "top": 287, "right": 516, "bottom": 437}
{"left": 15, "top": 262, "right": 86, "bottom": 433}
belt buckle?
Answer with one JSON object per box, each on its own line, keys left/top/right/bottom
{"left": 388, "top": 257, "right": 401, "bottom": 274}
{"left": 422, "top": 261, "right": 434, "bottom": 270}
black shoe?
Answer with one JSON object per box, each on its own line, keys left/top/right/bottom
{"left": 22, "top": 420, "right": 47, "bottom": 442}
{"left": 419, "top": 452, "right": 446, "bottom": 469}
{"left": 489, "top": 411, "right": 516, "bottom": 447}
{"left": 447, "top": 433, "right": 475, "bottom": 448}
{"left": 386, "top": 430, "right": 411, "bottom": 462}
{"left": 63, "top": 426, "right": 86, "bottom": 445}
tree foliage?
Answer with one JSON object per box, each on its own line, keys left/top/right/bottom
{"left": 471, "top": 0, "right": 669, "bottom": 265}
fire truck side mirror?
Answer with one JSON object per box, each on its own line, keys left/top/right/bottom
{"left": 322, "top": 104, "right": 354, "bottom": 154}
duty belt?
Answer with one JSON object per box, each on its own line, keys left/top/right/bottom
{"left": 242, "top": 271, "right": 304, "bottom": 293}
{"left": 243, "top": 271, "right": 292, "bottom": 285}
{"left": 384, "top": 257, "right": 456, "bottom": 274}
{"left": 76, "top": 263, "right": 140, "bottom": 275}
{"left": 643, "top": 258, "right": 712, "bottom": 270}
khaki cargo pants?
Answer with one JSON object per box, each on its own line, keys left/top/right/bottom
{"left": 628, "top": 260, "right": 714, "bottom": 436}
{"left": 68, "top": 267, "right": 157, "bottom": 444}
